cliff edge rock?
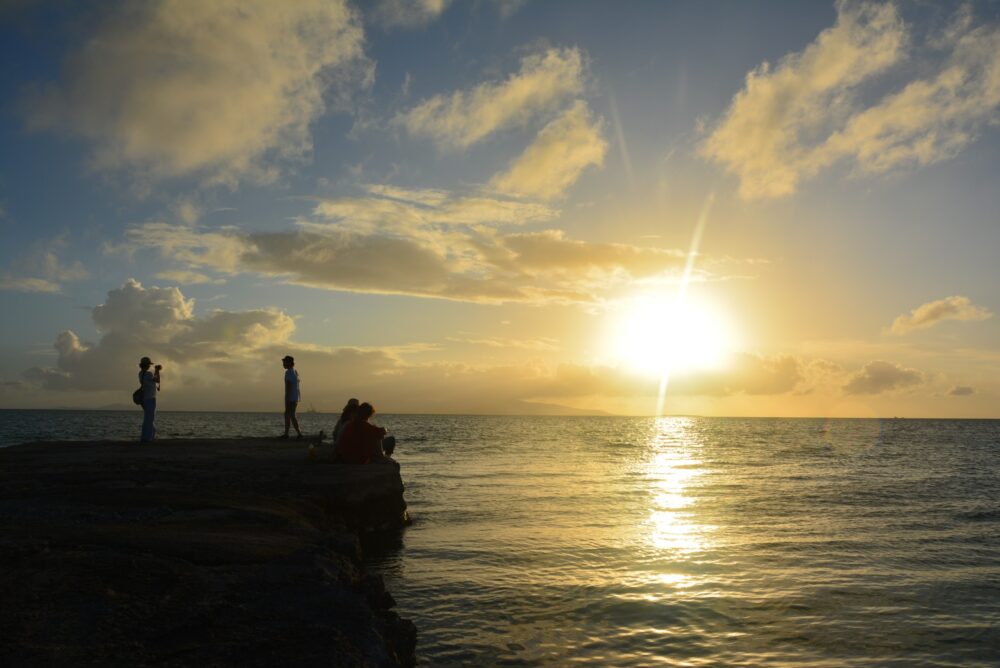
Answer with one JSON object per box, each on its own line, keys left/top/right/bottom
{"left": 0, "top": 438, "right": 415, "bottom": 667}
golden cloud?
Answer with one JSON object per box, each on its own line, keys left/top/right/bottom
{"left": 397, "top": 47, "right": 584, "bottom": 147}
{"left": 889, "top": 295, "right": 993, "bottom": 334}
{"left": 702, "top": 3, "right": 1000, "bottom": 199}
{"left": 491, "top": 100, "right": 608, "bottom": 200}
{"left": 26, "top": 0, "right": 368, "bottom": 185}
{"left": 843, "top": 359, "right": 925, "bottom": 395}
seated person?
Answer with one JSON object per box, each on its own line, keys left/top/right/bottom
{"left": 332, "top": 398, "right": 359, "bottom": 448}
{"left": 336, "top": 402, "right": 390, "bottom": 464}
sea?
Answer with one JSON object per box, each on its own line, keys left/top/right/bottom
{"left": 2, "top": 410, "right": 999, "bottom": 666}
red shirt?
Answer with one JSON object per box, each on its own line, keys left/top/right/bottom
{"left": 338, "top": 420, "right": 387, "bottom": 464}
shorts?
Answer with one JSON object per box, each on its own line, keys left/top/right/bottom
{"left": 285, "top": 401, "right": 298, "bottom": 414}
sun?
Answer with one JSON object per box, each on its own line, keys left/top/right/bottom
{"left": 609, "top": 294, "right": 734, "bottom": 376}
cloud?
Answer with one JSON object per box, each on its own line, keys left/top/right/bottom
{"left": 0, "top": 236, "right": 89, "bottom": 293}
{"left": 843, "top": 359, "right": 925, "bottom": 395}
{"left": 123, "top": 222, "right": 692, "bottom": 305}
{"left": 446, "top": 336, "right": 561, "bottom": 351}
{"left": 668, "top": 353, "right": 804, "bottom": 397}
{"left": 22, "top": 279, "right": 296, "bottom": 393}
{"left": 313, "top": 184, "right": 559, "bottom": 237}
{"left": 92, "top": 279, "right": 195, "bottom": 342}
{"left": 702, "top": 3, "right": 1000, "bottom": 199}
{"left": 397, "top": 47, "right": 584, "bottom": 147}
{"left": 889, "top": 295, "right": 993, "bottom": 334}
{"left": 9, "top": 282, "right": 855, "bottom": 412}
{"left": 949, "top": 385, "right": 975, "bottom": 396}
{"left": 119, "top": 184, "right": 709, "bottom": 305}
{"left": 0, "top": 277, "right": 62, "bottom": 293}
{"left": 26, "top": 0, "right": 368, "bottom": 185}
{"left": 491, "top": 100, "right": 608, "bottom": 199}
{"left": 154, "top": 270, "right": 225, "bottom": 285}
{"left": 816, "top": 17, "right": 1000, "bottom": 177}
{"left": 369, "top": 0, "right": 451, "bottom": 28}
{"left": 493, "top": 230, "right": 686, "bottom": 276}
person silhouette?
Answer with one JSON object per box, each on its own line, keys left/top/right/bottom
{"left": 280, "top": 355, "right": 303, "bottom": 440}
{"left": 138, "top": 357, "right": 161, "bottom": 442}
{"left": 336, "top": 402, "right": 389, "bottom": 464}
{"left": 332, "top": 398, "right": 360, "bottom": 448}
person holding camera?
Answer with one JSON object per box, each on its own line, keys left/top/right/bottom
{"left": 138, "top": 357, "right": 161, "bottom": 442}
{"left": 281, "top": 355, "right": 303, "bottom": 440}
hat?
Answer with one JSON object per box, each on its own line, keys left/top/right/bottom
{"left": 282, "top": 355, "right": 294, "bottom": 363}
{"left": 139, "top": 356, "right": 152, "bottom": 366}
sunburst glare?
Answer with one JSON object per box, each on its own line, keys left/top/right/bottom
{"left": 610, "top": 294, "right": 735, "bottom": 377}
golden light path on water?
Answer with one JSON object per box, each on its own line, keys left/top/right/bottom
{"left": 655, "top": 192, "right": 715, "bottom": 417}
{"left": 642, "top": 417, "right": 713, "bottom": 592}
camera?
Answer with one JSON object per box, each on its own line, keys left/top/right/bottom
{"left": 154, "top": 364, "right": 163, "bottom": 371}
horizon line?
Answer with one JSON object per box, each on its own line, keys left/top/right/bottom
{"left": 0, "top": 408, "right": 996, "bottom": 421}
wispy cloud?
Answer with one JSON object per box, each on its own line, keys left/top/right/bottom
{"left": 313, "top": 184, "right": 559, "bottom": 237}
{"left": 117, "top": 182, "right": 709, "bottom": 305}
{"left": 0, "top": 277, "right": 62, "bottom": 294}
{"left": 446, "top": 336, "right": 561, "bottom": 351}
{"left": 702, "top": 2, "right": 1000, "bottom": 199}
{"left": 25, "top": 0, "right": 369, "bottom": 186}
{"left": 491, "top": 100, "right": 607, "bottom": 200}
{"left": 949, "top": 385, "right": 975, "bottom": 396}
{"left": 397, "top": 47, "right": 584, "bottom": 148}
{"left": 154, "top": 270, "right": 226, "bottom": 285}
{"left": 889, "top": 295, "right": 992, "bottom": 334}
{"left": 368, "top": 0, "right": 451, "bottom": 29}
{"left": 0, "top": 236, "right": 89, "bottom": 294}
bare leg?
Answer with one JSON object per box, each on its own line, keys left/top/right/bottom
{"left": 287, "top": 401, "right": 302, "bottom": 437}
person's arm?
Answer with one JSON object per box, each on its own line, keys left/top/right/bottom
{"left": 285, "top": 378, "right": 293, "bottom": 399}
{"left": 153, "top": 368, "right": 161, "bottom": 389}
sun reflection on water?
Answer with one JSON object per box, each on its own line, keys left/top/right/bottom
{"left": 645, "top": 417, "right": 712, "bottom": 556}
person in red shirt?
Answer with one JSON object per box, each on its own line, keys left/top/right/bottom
{"left": 336, "top": 402, "right": 389, "bottom": 464}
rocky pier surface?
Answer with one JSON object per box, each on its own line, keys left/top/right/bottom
{"left": 0, "top": 438, "right": 416, "bottom": 667}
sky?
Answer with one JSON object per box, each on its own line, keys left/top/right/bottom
{"left": 0, "top": 0, "right": 998, "bottom": 417}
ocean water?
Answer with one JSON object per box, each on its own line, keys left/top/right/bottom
{"left": 2, "top": 411, "right": 999, "bottom": 665}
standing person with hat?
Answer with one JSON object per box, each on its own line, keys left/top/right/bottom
{"left": 138, "top": 356, "right": 161, "bottom": 442}
{"left": 281, "top": 355, "right": 303, "bottom": 440}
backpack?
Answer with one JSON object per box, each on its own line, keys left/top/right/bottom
{"left": 133, "top": 388, "right": 144, "bottom": 405}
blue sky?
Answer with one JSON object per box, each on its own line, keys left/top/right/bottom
{"left": 1, "top": 0, "right": 998, "bottom": 416}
